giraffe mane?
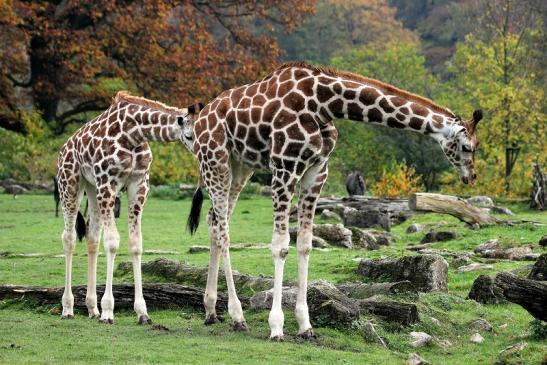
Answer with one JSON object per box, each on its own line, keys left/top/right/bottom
{"left": 277, "top": 62, "right": 456, "bottom": 118}
{"left": 113, "top": 91, "right": 186, "bottom": 115}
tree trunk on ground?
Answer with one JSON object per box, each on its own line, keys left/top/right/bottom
{"left": 359, "top": 299, "right": 419, "bottom": 326}
{"left": 336, "top": 281, "right": 417, "bottom": 299}
{"left": 409, "top": 193, "right": 499, "bottom": 226}
{"left": 0, "top": 284, "right": 229, "bottom": 312}
{"left": 494, "top": 272, "right": 547, "bottom": 321}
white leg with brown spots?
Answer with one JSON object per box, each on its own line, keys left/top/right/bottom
{"left": 268, "top": 174, "right": 295, "bottom": 341}
{"left": 98, "top": 183, "right": 120, "bottom": 324}
{"left": 203, "top": 211, "right": 223, "bottom": 324}
{"left": 127, "top": 176, "right": 151, "bottom": 324}
{"left": 295, "top": 163, "right": 328, "bottom": 338}
{"left": 84, "top": 183, "right": 101, "bottom": 318}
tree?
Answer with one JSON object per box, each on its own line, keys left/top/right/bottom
{"left": 273, "top": 0, "right": 416, "bottom": 64}
{"left": 444, "top": 0, "right": 546, "bottom": 194}
{"left": 0, "top": 0, "right": 315, "bottom": 134}
{"left": 330, "top": 42, "right": 451, "bottom": 191}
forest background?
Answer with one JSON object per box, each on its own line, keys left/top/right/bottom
{"left": 0, "top": 0, "right": 545, "bottom": 198}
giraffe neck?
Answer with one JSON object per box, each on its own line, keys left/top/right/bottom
{"left": 315, "top": 74, "right": 460, "bottom": 139}
{"left": 120, "top": 102, "right": 183, "bottom": 144}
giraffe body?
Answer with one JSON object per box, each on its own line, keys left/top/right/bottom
{"left": 57, "top": 91, "right": 198, "bottom": 323}
{"left": 189, "top": 62, "right": 482, "bottom": 339}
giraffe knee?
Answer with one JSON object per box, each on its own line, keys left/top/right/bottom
{"left": 297, "top": 231, "right": 313, "bottom": 256}
{"left": 103, "top": 229, "right": 120, "bottom": 253}
{"left": 271, "top": 233, "right": 290, "bottom": 260}
{"left": 62, "top": 230, "right": 76, "bottom": 253}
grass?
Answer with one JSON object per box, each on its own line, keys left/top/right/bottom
{"left": 0, "top": 193, "right": 546, "bottom": 364}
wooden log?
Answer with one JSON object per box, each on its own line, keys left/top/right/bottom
{"left": 494, "top": 272, "right": 547, "bottom": 321}
{"left": 530, "top": 163, "right": 546, "bottom": 210}
{"left": 409, "top": 193, "right": 499, "bottom": 226}
{"left": 359, "top": 299, "right": 419, "bottom": 325}
{"left": 336, "top": 281, "right": 417, "bottom": 299}
{"left": 0, "top": 283, "right": 229, "bottom": 312}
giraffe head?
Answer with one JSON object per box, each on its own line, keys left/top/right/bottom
{"left": 439, "top": 109, "right": 483, "bottom": 185}
{"left": 179, "top": 103, "right": 204, "bottom": 151}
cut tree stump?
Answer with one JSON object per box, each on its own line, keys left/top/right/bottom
{"left": 0, "top": 283, "right": 229, "bottom": 312}
{"left": 409, "top": 193, "right": 499, "bottom": 226}
{"left": 494, "top": 272, "right": 547, "bottom": 321}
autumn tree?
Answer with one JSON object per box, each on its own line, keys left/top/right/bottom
{"left": 0, "top": 0, "right": 315, "bottom": 134}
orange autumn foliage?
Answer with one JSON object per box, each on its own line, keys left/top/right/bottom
{"left": 373, "top": 162, "right": 424, "bottom": 198}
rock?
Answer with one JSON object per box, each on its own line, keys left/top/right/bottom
{"left": 357, "top": 254, "right": 448, "bottom": 292}
{"left": 409, "top": 332, "right": 433, "bottom": 348}
{"left": 4, "top": 184, "right": 28, "bottom": 196}
{"left": 407, "top": 353, "right": 429, "bottom": 365}
{"left": 188, "top": 245, "right": 209, "bottom": 253}
{"left": 361, "top": 321, "right": 387, "bottom": 347}
{"left": 468, "top": 275, "right": 505, "bottom": 304}
{"left": 457, "top": 263, "right": 494, "bottom": 273}
{"left": 407, "top": 224, "right": 427, "bottom": 234}
{"left": 313, "top": 224, "right": 353, "bottom": 248}
{"left": 350, "top": 228, "right": 393, "bottom": 250}
{"left": 469, "top": 318, "right": 493, "bottom": 332}
{"left": 467, "top": 196, "right": 494, "bottom": 208}
{"left": 470, "top": 333, "right": 484, "bottom": 344}
{"left": 249, "top": 287, "right": 297, "bottom": 310}
{"left": 342, "top": 207, "right": 391, "bottom": 231}
{"left": 307, "top": 281, "right": 360, "bottom": 328}
{"left": 450, "top": 255, "right": 473, "bottom": 268}
{"left": 311, "top": 236, "right": 329, "bottom": 248}
{"left": 499, "top": 342, "right": 528, "bottom": 355}
{"left": 320, "top": 209, "right": 342, "bottom": 222}
{"left": 474, "top": 239, "right": 535, "bottom": 260}
{"left": 539, "top": 235, "right": 547, "bottom": 247}
{"left": 337, "top": 281, "right": 417, "bottom": 299}
{"left": 429, "top": 317, "right": 440, "bottom": 326}
{"left": 491, "top": 206, "right": 515, "bottom": 215}
{"left": 528, "top": 253, "right": 547, "bottom": 281}
{"left": 421, "top": 230, "right": 457, "bottom": 244}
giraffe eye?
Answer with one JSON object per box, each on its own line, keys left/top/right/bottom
{"left": 462, "top": 145, "right": 473, "bottom": 153}
{"left": 177, "top": 116, "right": 185, "bottom": 126}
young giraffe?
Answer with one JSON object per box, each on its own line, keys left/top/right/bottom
{"left": 57, "top": 91, "right": 201, "bottom": 324}
{"left": 187, "top": 62, "right": 483, "bottom": 340}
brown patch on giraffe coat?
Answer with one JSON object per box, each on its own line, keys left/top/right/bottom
{"left": 277, "top": 80, "right": 294, "bottom": 97}
{"left": 432, "top": 115, "right": 443, "bottom": 128}
{"left": 278, "top": 68, "right": 292, "bottom": 82}
{"left": 387, "top": 117, "right": 406, "bottom": 128}
{"left": 347, "top": 103, "right": 363, "bottom": 120}
{"left": 308, "top": 99, "right": 318, "bottom": 112}
{"left": 286, "top": 123, "right": 305, "bottom": 140}
{"left": 294, "top": 69, "right": 308, "bottom": 80}
{"left": 342, "top": 81, "right": 361, "bottom": 89}
{"left": 333, "top": 83, "right": 343, "bottom": 94}
{"left": 265, "top": 83, "right": 278, "bottom": 99}
{"left": 252, "top": 94, "right": 267, "bottom": 106}
{"left": 328, "top": 99, "right": 344, "bottom": 119}
{"left": 237, "top": 110, "right": 250, "bottom": 125}
{"left": 367, "top": 108, "right": 383, "bottom": 123}
{"left": 411, "top": 103, "right": 429, "bottom": 117}
{"left": 359, "top": 88, "right": 381, "bottom": 106}
{"left": 298, "top": 78, "right": 315, "bottom": 97}
{"left": 272, "top": 131, "right": 286, "bottom": 154}
{"left": 273, "top": 110, "right": 297, "bottom": 129}
{"left": 400, "top": 107, "right": 410, "bottom": 114}
{"left": 246, "top": 84, "right": 258, "bottom": 96}
{"left": 396, "top": 113, "right": 406, "bottom": 121}
{"left": 230, "top": 88, "right": 244, "bottom": 106}
{"left": 251, "top": 107, "right": 262, "bottom": 123}
{"left": 284, "top": 142, "right": 304, "bottom": 157}
{"left": 216, "top": 99, "right": 229, "bottom": 119}
{"left": 258, "top": 124, "right": 271, "bottom": 141}
{"left": 258, "top": 81, "right": 267, "bottom": 94}
{"left": 263, "top": 100, "right": 281, "bottom": 123}
{"left": 284, "top": 92, "right": 305, "bottom": 111}
{"left": 300, "top": 114, "right": 318, "bottom": 134}
{"left": 344, "top": 90, "right": 356, "bottom": 99}
{"left": 317, "top": 84, "right": 335, "bottom": 103}
{"left": 379, "top": 98, "right": 395, "bottom": 113}
{"left": 409, "top": 117, "right": 424, "bottom": 130}
{"left": 247, "top": 127, "right": 266, "bottom": 150}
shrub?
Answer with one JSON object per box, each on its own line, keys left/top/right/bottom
{"left": 372, "top": 162, "right": 424, "bottom": 198}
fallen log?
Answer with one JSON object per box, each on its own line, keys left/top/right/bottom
{"left": 494, "top": 272, "right": 547, "bottom": 321}
{"left": 0, "top": 283, "right": 229, "bottom": 312}
{"left": 336, "top": 281, "right": 417, "bottom": 299}
{"left": 409, "top": 193, "right": 499, "bottom": 226}
{"left": 116, "top": 258, "right": 285, "bottom": 292}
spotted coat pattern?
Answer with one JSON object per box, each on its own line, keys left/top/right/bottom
{"left": 57, "top": 91, "right": 198, "bottom": 324}
{"left": 192, "top": 62, "right": 482, "bottom": 340}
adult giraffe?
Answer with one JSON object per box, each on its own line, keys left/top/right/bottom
{"left": 57, "top": 91, "right": 201, "bottom": 324}
{"left": 187, "top": 62, "right": 482, "bottom": 340}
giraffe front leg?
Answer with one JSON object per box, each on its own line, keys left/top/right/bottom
{"left": 61, "top": 224, "right": 77, "bottom": 319}
{"left": 268, "top": 175, "right": 295, "bottom": 341}
{"left": 295, "top": 162, "right": 328, "bottom": 339}
{"left": 127, "top": 177, "right": 151, "bottom": 325}
{"left": 97, "top": 184, "right": 120, "bottom": 324}
{"left": 84, "top": 184, "right": 101, "bottom": 319}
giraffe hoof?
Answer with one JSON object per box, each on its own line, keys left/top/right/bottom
{"left": 298, "top": 328, "right": 317, "bottom": 340}
{"left": 61, "top": 314, "right": 74, "bottom": 320}
{"left": 100, "top": 318, "right": 114, "bottom": 324}
{"left": 269, "top": 335, "right": 284, "bottom": 342}
{"left": 137, "top": 315, "right": 152, "bottom": 325}
{"left": 204, "top": 315, "right": 224, "bottom": 326}
{"left": 232, "top": 321, "right": 249, "bottom": 332}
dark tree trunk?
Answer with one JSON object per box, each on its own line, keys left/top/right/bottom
{"left": 530, "top": 163, "right": 546, "bottom": 210}
{"left": 494, "top": 272, "right": 547, "bottom": 321}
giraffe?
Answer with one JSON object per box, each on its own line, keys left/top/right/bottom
{"left": 186, "top": 62, "right": 483, "bottom": 340}
{"left": 57, "top": 91, "right": 202, "bottom": 324}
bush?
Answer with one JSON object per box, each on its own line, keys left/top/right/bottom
{"left": 372, "top": 162, "right": 424, "bottom": 198}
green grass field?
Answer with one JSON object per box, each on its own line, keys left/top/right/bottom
{"left": 0, "top": 193, "right": 545, "bottom": 364}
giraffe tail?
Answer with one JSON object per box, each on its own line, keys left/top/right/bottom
{"left": 186, "top": 186, "right": 204, "bottom": 235}
{"left": 75, "top": 211, "right": 87, "bottom": 241}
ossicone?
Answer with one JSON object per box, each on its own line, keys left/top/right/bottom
{"left": 187, "top": 102, "right": 205, "bottom": 115}
{"left": 473, "top": 109, "right": 483, "bottom": 123}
